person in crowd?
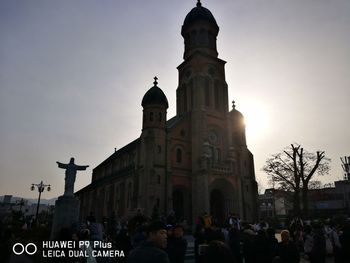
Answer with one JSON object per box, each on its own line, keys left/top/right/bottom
{"left": 221, "top": 225, "right": 230, "bottom": 244}
{"left": 253, "top": 229, "right": 270, "bottom": 263}
{"left": 203, "top": 240, "right": 236, "bottom": 263}
{"left": 202, "top": 212, "right": 212, "bottom": 229}
{"left": 166, "top": 224, "right": 187, "bottom": 263}
{"left": 309, "top": 223, "right": 326, "bottom": 263}
{"left": 0, "top": 226, "right": 13, "bottom": 263}
{"left": 303, "top": 224, "right": 313, "bottom": 259}
{"left": 131, "top": 224, "right": 147, "bottom": 248}
{"left": 128, "top": 221, "right": 169, "bottom": 263}
{"left": 241, "top": 223, "right": 256, "bottom": 263}
{"left": 166, "top": 211, "right": 176, "bottom": 226}
{"left": 115, "top": 228, "right": 132, "bottom": 263}
{"left": 88, "top": 216, "right": 104, "bottom": 241}
{"left": 79, "top": 228, "right": 97, "bottom": 263}
{"left": 204, "top": 223, "right": 225, "bottom": 243}
{"left": 266, "top": 228, "right": 278, "bottom": 263}
{"left": 339, "top": 221, "right": 350, "bottom": 263}
{"left": 194, "top": 224, "right": 206, "bottom": 263}
{"left": 326, "top": 222, "right": 342, "bottom": 263}
{"left": 228, "top": 226, "right": 242, "bottom": 263}
{"left": 86, "top": 212, "right": 96, "bottom": 226}
{"left": 274, "top": 229, "right": 300, "bottom": 263}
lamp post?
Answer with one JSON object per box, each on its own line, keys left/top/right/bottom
{"left": 31, "top": 181, "right": 51, "bottom": 225}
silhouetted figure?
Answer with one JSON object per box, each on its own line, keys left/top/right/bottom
{"left": 115, "top": 228, "right": 132, "bottom": 263}
{"left": 266, "top": 228, "right": 278, "bottom": 262}
{"left": 310, "top": 224, "right": 326, "bottom": 263}
{"left": 166, "top": 225, "right": 187, "bottom": 263}
{"left": 57, "top": 158, "right": 89, "bottom": 196}
{"left": 228, "top": 227, "right": 242, "bottom": 263}
{"left": 274, "top": 230, "right": 300, "bottom": 263}
{"left": 204, "top": 223, "right": 225, "bottom": 243}
{"left": 204, "top": 240, "right": 236, "bottom": 263}
{"left": 241, "top": 224, "right": 255, "bottom": 263}
{"left": 339, "top": 222, "right": 350, "bottom": 263}
{"left": 128, "top": 221, "right": 169, "bottom": 263}
{"left": 194, "top": 224, "right": 206, "bottom": 263}
{"left": 253, "top": 230, "right": 270, "bottom": 263}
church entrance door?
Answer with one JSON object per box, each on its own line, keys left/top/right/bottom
{"left": 173, "top": 189, "right": 184, "bottom": 220}
{"left": 210, "top": 189, "right": 225, "bottom": 224}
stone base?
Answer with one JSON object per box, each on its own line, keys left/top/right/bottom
{"left": 50, "top": 195, "right": 80, "bottom": 239}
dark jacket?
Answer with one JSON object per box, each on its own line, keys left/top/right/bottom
{"left": 167, "top": 237, "right": 187, "bottom": 263}
{"left": 128, "top": 240, "right": 170, "bottom": 263}
{"left": 274, "top": 241, "right": 300, "bottom": 263}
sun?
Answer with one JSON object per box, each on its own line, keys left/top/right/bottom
{"left": 238, "top": 100, "right": 269, "bottom": 139}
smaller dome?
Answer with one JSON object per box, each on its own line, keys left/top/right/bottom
{"left": 230, "top": 100, "right": 244, "bottom": 118}
{"left": 141, "top": 77, "right": 169, "bottom": 108}
{"left": 183, "top": 1, "right": 218, "bottom": 30}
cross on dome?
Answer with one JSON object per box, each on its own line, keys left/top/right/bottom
{"left": 232, "top": 100, "right": 236, "bottom": 109}
{"left": 153, "top": 76, "right": 158, "bottom": 86}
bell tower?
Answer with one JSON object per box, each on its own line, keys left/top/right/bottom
{"left": 177, "top": 0, "right": 229, "bottom": 116}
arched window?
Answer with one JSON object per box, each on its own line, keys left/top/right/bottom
{"left": 150, "top": 112, "right": 154, "bottom": 121}
{"left": 176, "top": 148, "right": 182, "bottom": 163}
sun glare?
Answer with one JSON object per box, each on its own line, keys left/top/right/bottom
{"left": 239, "top": 101, "right": 269, "bottom": 139}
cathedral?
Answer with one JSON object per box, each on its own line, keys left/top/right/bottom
{"left": 76, "top": 1, "right": 258, "bottom": 224}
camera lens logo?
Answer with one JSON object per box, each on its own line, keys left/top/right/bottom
{"left": 13, "top": 243, "right": 37, "bottom": 255}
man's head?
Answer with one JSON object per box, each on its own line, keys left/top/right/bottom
{"left": 280, "top": 230, "right": 290, "bottom": 243}
{"left": 173, "top": 225, "right": 184, "bottom": 238}
{"left": 147, "top": 221, "right": 167, "bottom": 248}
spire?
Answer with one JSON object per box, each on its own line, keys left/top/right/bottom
{"left": 197, "top": 0, "right": 202, "bottom": 7}
{"left": 153, "top": 76, "right": 158, "bottom": 86}
{"left": 232, "top": 100, "right": 236, "bottom": 109}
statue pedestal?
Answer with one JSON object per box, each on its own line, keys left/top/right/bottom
{"left": 51, "top": 195, "right": 80, "bottom": 239}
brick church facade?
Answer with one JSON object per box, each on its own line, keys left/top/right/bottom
{"left": 76, "top": 1, "right": 258, "bottom": 224}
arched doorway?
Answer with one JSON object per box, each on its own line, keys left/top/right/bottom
{"left": 173, "top": 189, "right": 184, "bottom": 220}
{"left": 209, "top": 178, "right": 236, "bottom": 225}
{"left": 210, "top": 189, "right": 225, "bottom": 224}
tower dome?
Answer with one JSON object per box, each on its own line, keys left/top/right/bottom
{"left": 182, "top": 0, "right": 219, "bottom": 34}
{"left": 181, "top": 1, "right": 219, "bottom": 59}
{"left": 141, "top": 77, "right": 169, "bottom": 108}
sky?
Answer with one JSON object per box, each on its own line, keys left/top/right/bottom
{"left": 1, "top": 0, "right": 349, "bottom": 200}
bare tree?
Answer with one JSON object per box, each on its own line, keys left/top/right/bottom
{"left": 309, "top": 180, "right": 322, "bottom": 190}
{"left": 263, "top": 143, "right": 330, "bottom": 217}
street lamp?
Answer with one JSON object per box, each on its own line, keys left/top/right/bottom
{"left": 31, "top": 181, "right": 51, "bottom": 225}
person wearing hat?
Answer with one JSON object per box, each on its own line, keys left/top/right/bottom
{"left": 128, "top": 221, "right": 169, "bottom": 263}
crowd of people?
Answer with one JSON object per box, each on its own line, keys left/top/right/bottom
{"left": 2, "top": 209, "right": 350, "bottom": 263}
{"left": 192, "top": 213, "right": 350, "bottom": 263}
{"left": 63, "top": 211, "right": 350, "bottom": 263}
